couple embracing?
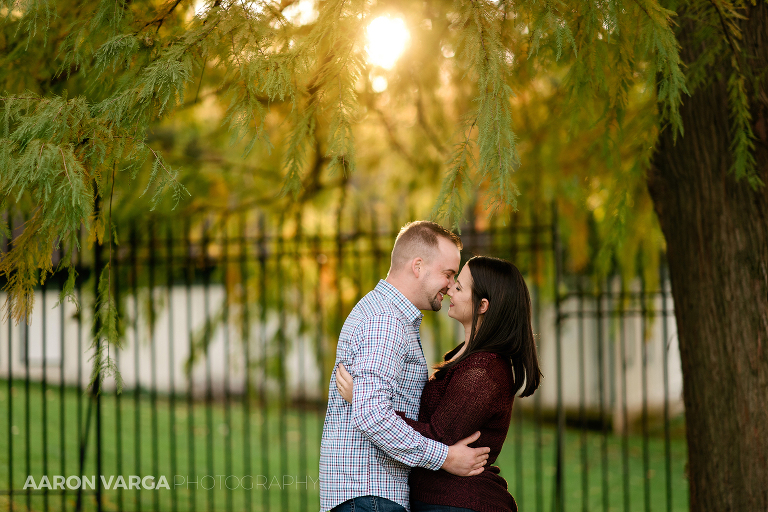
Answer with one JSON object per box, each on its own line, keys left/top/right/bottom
{"left": 320, "top": 221, "right": 542, "bottom": 512}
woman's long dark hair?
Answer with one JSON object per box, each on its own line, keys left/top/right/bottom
{"left": 436, "top": 256, "right": 542, "bottom": 397}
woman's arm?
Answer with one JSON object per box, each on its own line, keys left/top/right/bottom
{"left": 336, "top": 357, "right": 508, "bottom": 446}
{"left": 336, "top": 363, "right": 444, "bottom": 440}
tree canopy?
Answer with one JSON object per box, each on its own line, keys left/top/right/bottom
{"left": 0, "top": 0, "right": 701, "bottom": 314}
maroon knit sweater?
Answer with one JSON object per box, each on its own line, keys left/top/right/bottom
{"left": 398, "top": 348, "right": 517, "bottom": 512}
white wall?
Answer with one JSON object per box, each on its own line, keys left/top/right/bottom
{"left": 1, "top": 279, "right": 685, "bottom": 431}
{"left": 533, "top": 279, "right": 685, "bottom": 432}
{"left": 0, "top": 285, "right": 323, "bottom": 401}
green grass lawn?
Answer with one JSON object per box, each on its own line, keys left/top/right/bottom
{"left": 0, "top": 381, "right": 688, "bottom": 512}
{"left": 496, "top": 409, "right": 689, "bottom": 512}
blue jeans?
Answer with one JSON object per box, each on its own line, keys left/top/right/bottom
{"left": 411, "top": 500, "right": 477, "bottom": 512}
{"left": 331, "top": 495, "right": 407, "bottom": 512}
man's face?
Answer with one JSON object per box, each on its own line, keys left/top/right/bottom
{"left": 419, "top": 237, "right": 461, "bottom": 311}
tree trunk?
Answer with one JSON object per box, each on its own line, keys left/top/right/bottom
{"left": 646, "top": 4, "right": 768, "bottom": 511}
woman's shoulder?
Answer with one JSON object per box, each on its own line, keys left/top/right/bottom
{"left": 448, "top": 353, "right": 514, "bottom": 395}
{"left": 463, "top": 350, "right": 508, "bottom": 363}
{"left": 434, "top": 349, "right": 510, "bottom": 381}
{"left": 455, "top": 351, "right": 512, "bottom": 375}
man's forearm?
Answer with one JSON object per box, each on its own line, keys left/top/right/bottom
{"left": 351, "top": 399, "right": 448, "bottom": 469}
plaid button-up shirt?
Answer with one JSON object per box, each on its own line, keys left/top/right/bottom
{"left": 319, "top": 280, "right": 449, "bottom": 511}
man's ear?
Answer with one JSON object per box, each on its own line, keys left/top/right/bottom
{"left": 478, "top": 298, "right": 489, "bottom": 315}
{"left": 410, "top": 257, "right": 423, "bottom": 278}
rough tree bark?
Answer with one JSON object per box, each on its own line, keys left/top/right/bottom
{"left": 647, "top": 3, "right": 768, "bottom": 511}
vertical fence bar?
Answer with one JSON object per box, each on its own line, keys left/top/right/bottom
{"left": 42, "top": 273, "right": 49, "bottom": 511}
{"left": 641, "top": 268, "right": 651, "bottom": 512}
{"left": 131, "top": 222, "right": 142, "bottom": 512}
{"left": 60, "top": 254, "right": 67, "bottom": 512}
{"left": 203, "top": 218, "right": 214, "bottom": 512}
{"left": 429, "top": 301, "right": 444, "bottom": 360}
{"left": 25, "top": 273, "right": 31, "bottom": 512}
{"left": 184, "top": 217, "right": 196, "bottom": 512}
{"left": 223, "top": 216, "right": 233, "bottom": 512}
{"left": 257, "top": 214, "right": 270, "bottom": 512}
{"left": 75, "top": 233, "right": 92, "bottom": 512}
{"left": 90, "top": 214, "right": 104, "bottom": 512}
{"left": 430, "top": 209, "right": 445, "bottom": 355}
{"left": 276, "top": 216, "right": 289, "bottom": 512}
{"left": 7, "top": 211, "right": 13, "bottom": 509}
{"left": 488, "top": 214, "right": 498, "bottom": 258}
{"left": 337, "top": 212, "right": 345, "bottom": 366}
{"left": 531, "top": 210, "right": 543, "bottom": 512}
{"left": 370, "top": 209, "right": 383, "bottom": 289}
{"left": 149, "top": 219, "right": 159, "bottom": 512}
{"left": 115, "top": 228, "right": 123, "bottom": 512}
{"left": 240, "top": 213, "right": 253, "bottom": 512}
{"left": 509, "top": 213, "right": 524, "bottom": 511}
{"left": 313, "top": 226, "right": 325, "bottom": 446}
{"left": 76, "top": 225, "right": 84, "bottom": 512}
{"left": 353, "top": 210, "right": 362, "bottom": 311}
{"left": 167, "top": 223, "right": 178, "bottom": 512}
{"left": 660, "top": 263, "right": 672, "bottom": 512}
{"left": 619, "top": 284, "right": 630, "bottom": 512}
{"left": 578, "top": 279, "right": 589, "bottom": 512}
{"left": 514, "top": 381, "right": 523, "bottom": 511}
{"left": 552, "top": 203, "right": 565, "bottom": 512}
{"left": 296, "top": 215, "right": 309, "bottom": 512}
{"left": 597, "top": 279, "right": 608, "bottom": 512}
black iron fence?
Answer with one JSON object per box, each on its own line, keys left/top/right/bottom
{"left": 0, "top": 207, "right": 688, "bottom": 512}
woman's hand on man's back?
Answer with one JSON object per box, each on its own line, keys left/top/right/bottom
{"left": 336, "top": 363, "right": 354, "bottom": 403}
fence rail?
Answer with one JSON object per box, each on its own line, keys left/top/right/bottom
{"left": 0, "top": 207, "right": 688, "bottom": 512}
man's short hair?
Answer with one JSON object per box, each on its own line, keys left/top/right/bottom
{"left": 390, "top": 221, "right": 462, "bottom": 271}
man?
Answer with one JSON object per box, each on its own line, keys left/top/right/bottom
{"left": 320, "top": 221, "right": 491, "bottom": 512}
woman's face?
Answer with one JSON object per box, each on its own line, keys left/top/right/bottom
{"left": 447, "top": 264, "right": 474, "bottom": 326}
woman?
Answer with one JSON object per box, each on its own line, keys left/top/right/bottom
{"left": 336, "top": 256, "right": 542, "bottom": 512}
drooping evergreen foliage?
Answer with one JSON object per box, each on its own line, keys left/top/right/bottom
{"left": 0, "top": 0, "right": 762, "bottom": 393}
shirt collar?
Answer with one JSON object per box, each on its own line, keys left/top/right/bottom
{"left": 375, "top": 280, "right": 423, "bottom": 324}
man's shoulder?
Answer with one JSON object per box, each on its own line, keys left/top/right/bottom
{"left": 351, "top": 287, "right": 405, "bottom": 321}
{"left": 342, "top": 288, "right": 409, "bottom": 340}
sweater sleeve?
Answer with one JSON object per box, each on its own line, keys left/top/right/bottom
{"left": 400, "top": 356, "right": 509, "bottom": 446}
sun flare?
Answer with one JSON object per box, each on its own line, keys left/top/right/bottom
{"left": 366, "top": 16, "right": 410, "bottom": 69}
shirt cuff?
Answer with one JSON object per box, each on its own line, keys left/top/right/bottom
{"left": 419, "top": 438, "right": 449, "bottom": 471}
